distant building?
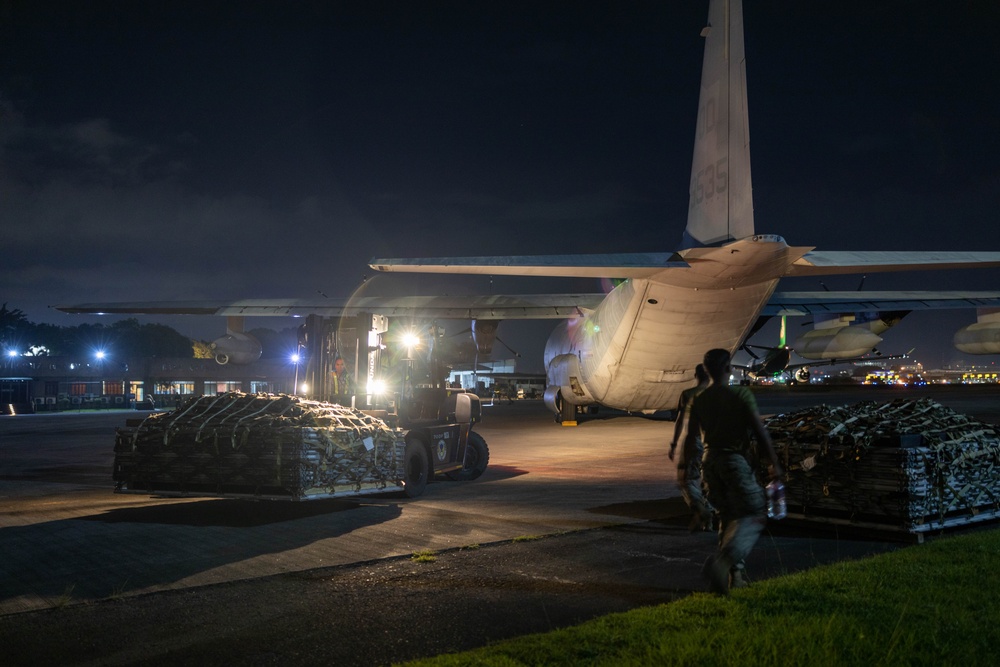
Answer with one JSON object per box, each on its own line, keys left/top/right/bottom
{"left": 920, "top": 364, "right": 999, "bottom": 385}
{"left": 447, "top": 359, "right": 545, "bottom": 399}
{"left": 1, "top": 355, "right": 297, "bottom": 413}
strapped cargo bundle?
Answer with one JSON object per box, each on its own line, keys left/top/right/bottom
{"left": 114, "top": 392, "right": 407, "bottom": 500}
{"left": 765, "top": 397, "right": 1000, "bottom": 536}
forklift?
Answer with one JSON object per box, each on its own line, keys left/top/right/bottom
{"left": 299, "top": 313, "right": 489, "bottom": 496}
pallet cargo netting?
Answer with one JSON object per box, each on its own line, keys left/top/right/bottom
{"left": 114, "top": 392, "right": 407, "bottom": 500}
{"left": 765, "top": 397, "right": 1000, "bottom": 535}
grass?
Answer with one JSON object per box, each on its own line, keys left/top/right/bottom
{"left": 109, "top": 578, "right": 131, "bottom": 600}
{"left": 53, "top": 584, "right": 75, "bottom": 609}
{"left": 411, "top": 549, "right": 438, "bottom": 563}
{"left": 402, "top": 528, "right": 1000, "bottom": 666}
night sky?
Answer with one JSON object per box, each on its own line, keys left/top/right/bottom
{"left": 3, "top": 1, "right": 999, "bottom": 372}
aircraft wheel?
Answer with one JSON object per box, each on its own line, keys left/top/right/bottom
{"left": 449, "top": 431, "right": 490, "bottom": 481}
{"left": 402, "top": 438, "right": 430, "bottom": 498}
{"left": 559, "top": 396, "right": 576, "bottom": 424}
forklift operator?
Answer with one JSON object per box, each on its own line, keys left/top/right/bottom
{"left": 330, "top": 356, "right": 356, "bottom": 408}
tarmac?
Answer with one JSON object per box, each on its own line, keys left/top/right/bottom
{"left": 2, "top": 386, "right": 999, "bottom": 665}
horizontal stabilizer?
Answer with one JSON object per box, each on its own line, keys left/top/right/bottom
{"left": 370, "top": 252, "right": 686, "bottom": 278}
{"left": 787, "top": 251, "right": 1000, "bottom": 276}
{"left": 763, "top": 291, "right": 1000, "bottom": 316}
{"left": 54, "top": 294, "right": 607, "bottom": 320}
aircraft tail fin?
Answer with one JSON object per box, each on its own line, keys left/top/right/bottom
{"left": 682, "top": 0, "right": 754, "bottom": 248}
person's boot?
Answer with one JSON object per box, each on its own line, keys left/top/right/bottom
{"left": 702, "top": 555, "right": 730, "bottom": 595}
{"left": 729, "top": 566, "right": 748, "bottom": 589}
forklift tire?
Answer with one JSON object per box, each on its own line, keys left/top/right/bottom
{"left": 402, "top": 439, "right": 430, "bottom": 498}
{"left": 449, "top": 431, "right": 490, "bottom": 481}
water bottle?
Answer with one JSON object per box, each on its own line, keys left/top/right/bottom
{"left": 766, "top": 480, "right": 786, "bottom": 520}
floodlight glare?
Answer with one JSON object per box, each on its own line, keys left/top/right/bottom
{"left": 402, "top": 332, "right": 420, "bottom": 349}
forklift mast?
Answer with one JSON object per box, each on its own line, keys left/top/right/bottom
{"left": 300, "top": 312, "right": 386, "bottom": 409}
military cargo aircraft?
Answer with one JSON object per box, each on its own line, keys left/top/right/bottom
{"left": 60, "top": 0, "right": 1000, "bottom": 424}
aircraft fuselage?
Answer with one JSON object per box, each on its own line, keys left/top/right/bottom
{"left": 543, "top": 235, "right": 802, "bottom": 412}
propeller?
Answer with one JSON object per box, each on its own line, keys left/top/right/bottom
{"left": 494, "top": 335, "right": 521, "bottom": 358}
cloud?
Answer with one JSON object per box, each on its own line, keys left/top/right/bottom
{"left": 0, "top": 104, "right": 327, "bottom": 317}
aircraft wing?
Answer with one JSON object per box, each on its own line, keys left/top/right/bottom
{"left": 54, "top": 294, "right": 607, "bottom": 320}
{"left": 763, "top": 291, "right": 1000, "bottom": 316}
{"left": 786, "top": 251, "right": 1000, "bottom": 276}
{"left": 371, "top": 250, "right": 1000, "bottom": 279}
{"left": 59, "top": 289, "right": 1000, "bottom": 321}
{"left": 785, "top": 349, "right": 912, "bottom": 370}
{"left": 734, "top": 349, "right": 912, "bottom": 377}
{"left": 369, "top": 252, "right": 687, "bottom": 278}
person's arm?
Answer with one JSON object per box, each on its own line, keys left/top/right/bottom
{"left": 682, "top": 408, "right": 701, "bottom": 455}
{"left": 669, "top": 395, "right": 688, "bottom": 460}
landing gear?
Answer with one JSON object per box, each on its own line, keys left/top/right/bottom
{"left": 543, "top": 386, "right": 579, "bottom": 426}
{"left": 558, "top": 394, "right": 577, "bottom": 426}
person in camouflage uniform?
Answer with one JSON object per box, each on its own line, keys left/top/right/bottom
{"left": 685, "top": 348, "right": 783, "bottom": 594}
{"left": 669, "top": 363, "right": 715, "bottom": 531}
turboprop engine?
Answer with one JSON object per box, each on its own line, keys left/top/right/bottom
{"left": 792, "top": 327, "right": 882, "bottom": 360}
{"left": 953, "top": 309, "right": 1000, "bottom": 354}
{"left": 210, "top": 332, "right": 262, "bottom": 365}
{"left": 471, "top": 320, "right": 500, "bottom": 355}
{"left": 953, "top": 322, "right": 1000, "bottom": 355}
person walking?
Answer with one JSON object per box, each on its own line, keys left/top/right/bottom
{"left": 685, "top": 348, "right": 783, "bottom": 594}
{"left": 669, "top": 364, "right": 715, "bottom": 531}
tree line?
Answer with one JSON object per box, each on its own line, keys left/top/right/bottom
{"left": 1, "top": 303, "right": 302, "bottom": 361}
{"left": 1, "top": 303, "right": 197, "bottom": 359}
